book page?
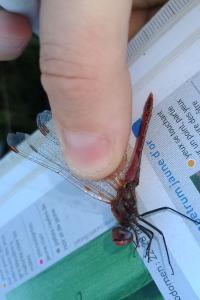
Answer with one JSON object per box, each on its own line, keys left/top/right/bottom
{"left": 129, "top": 2, "right": 200, "bottom": 299}
{"left": 0, "top": 156, "right": 115, "bottom": 299}
{"left": 135, "top": 73, "right": 200, "bottom": 300}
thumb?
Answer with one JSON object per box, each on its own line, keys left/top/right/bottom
{"left": 40, "top": 0, "right": 133, "bottom": 179}
{"left": 0, "top": 10, "right": 31, "bottom": 60}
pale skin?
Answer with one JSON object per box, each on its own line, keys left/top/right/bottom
{"left": 0, "top": 0, "right": 167, "bottom": 179}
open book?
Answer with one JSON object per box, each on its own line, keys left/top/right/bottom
{"left": 1, "top": 0, "right": 200, "bottom": 299}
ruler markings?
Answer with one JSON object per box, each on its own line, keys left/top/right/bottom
{"left": 143, "top": 30, "right": 150, "bottom": 41}
{"left": 141, "top": 32, "right": 147, "bottom": 44}
{"left": 180, "top": 0, "right": 189, "bottom": 8}
{"left": 164, "top": 7, "right": 171, "bottom": 19}
{"left": 139, "top": 35, "right": 145, "bottom": 45}
{"left": 171, "top": 1, "right": 179, "bottom": 12}
{"left": 172, "top": 1, "right": 179, "bottom": 11}
{"left": 177, "top": 1, "right": 182, "bottom": 10}
{"left": 159, "top": 13, "right": 166, "bottom": 25}
{"left": 151, "top": 19, "right": 158, "bottom": 31}
{"left": 166, "top": 5, "right": 176, "bottom": 17}
{"left": 139, "top": 36, "right": 144, "bottom": 47}
{"left": 161, "top": 11, "right": 168, "bottom": 23}
{"left": 127, "top": 0, "right": 193, "bottom": 64}
{"left": 159, "top": 14, "right": 166, "bottom": 26}
{"left": 154, "top": 15, "right": 162, "bottom": 28}
{"left": 168, "top": 3, "right": 176, "bottom": 15}
{"left": 145, "top": 26, "right": 151, "bottom": 37}
{"left": 175, "top": 0, "right": 181, "bottom": 8}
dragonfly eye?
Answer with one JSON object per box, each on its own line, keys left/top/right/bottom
{"left": 112, "top": 226, "right": 133, "bottom": 246}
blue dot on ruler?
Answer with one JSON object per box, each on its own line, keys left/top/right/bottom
{"left": 132, "top": 118, "right": 142, "bottom": 138}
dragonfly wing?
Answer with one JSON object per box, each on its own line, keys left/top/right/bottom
{"left": 7, "top": 132, "right": 64, "bottom": 174}
{"left": 36, "top": 110, "right": 59, "bottom": 144}
{"left": 7, "top": 119, "right": 133, "bottom": 204}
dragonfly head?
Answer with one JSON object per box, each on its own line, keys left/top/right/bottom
{"left": 112, "top": 226, "right": 133, "bottom": 246}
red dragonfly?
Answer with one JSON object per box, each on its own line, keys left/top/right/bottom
{"left": 7, "top": 93, "right": 197, "bottom": 275}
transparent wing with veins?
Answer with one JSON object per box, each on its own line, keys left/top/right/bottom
{"left": 7, "top": 94, "right": 153, "bottom": 204}
{"left": 7, "top": 111, "right": 132, "bottom": 204}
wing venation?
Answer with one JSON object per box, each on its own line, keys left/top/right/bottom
{"left": 7, "top": 110, "right": 133, "bottom": 204}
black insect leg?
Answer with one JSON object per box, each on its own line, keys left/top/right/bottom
{"left": 130, "top": 226, "right": 139, "bottom": 256}
{"left": 137, "top": 224, "right": 154, "bottom": 262}
{"left": 133, "top": 226, "right": 140, "bottom": 248}
{"left": 140, "top": 207, "right": 199, "bottom": 225}
{"left": 138, "top": 217, "right": 174, "bottom": 275}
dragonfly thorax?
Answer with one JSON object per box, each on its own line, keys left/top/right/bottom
{"left": 111, "top": 182, "right": 138, "bottom": 226}
{"left": 111, "top": 182, "right": 139, "bottom": 246}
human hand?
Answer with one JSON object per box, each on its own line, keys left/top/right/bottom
{"left": 0, "top": 0, "right": 166, "bottom": 179}
{"left": 0, "top": 9, "right": 31, "bottom": 60}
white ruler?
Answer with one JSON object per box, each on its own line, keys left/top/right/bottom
{"left": 128, "top": 0, "right": 198, "bottom": 65}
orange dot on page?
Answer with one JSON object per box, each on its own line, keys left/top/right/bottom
{"left": 188, "top": 159, "right": 195, "bottom": 168}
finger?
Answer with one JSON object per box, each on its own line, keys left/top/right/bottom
{"left": 40, "top": 0, "right": 133, "bottom": 179}
{"left": 0, "top": 10, "right": 32, "bottom": 60}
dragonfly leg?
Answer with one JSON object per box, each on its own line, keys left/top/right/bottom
{"left": 129, "top": 226, "right": 139, "bottom": 256}
{"left": 133, "top": 232, "right": 139, "bottom": 250}
{"left": 138, "top": 217, "right": 174, "bottom": 275}
{"left": 137, "top": 224, "right": 154, "bottom": 262}
{"left": 140, "top": 207, "right": 199, "bottom": 225}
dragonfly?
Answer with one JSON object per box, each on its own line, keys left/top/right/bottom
{"left": 7, "top": 93, "right": 198, "bottom": 275}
